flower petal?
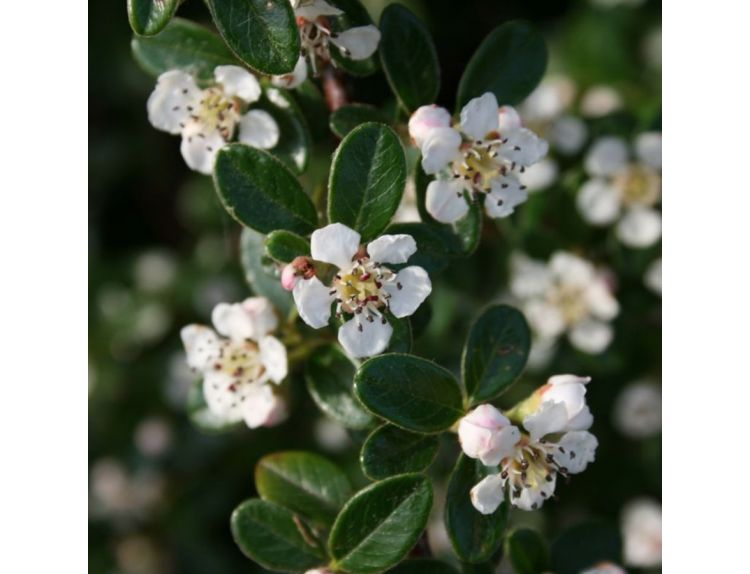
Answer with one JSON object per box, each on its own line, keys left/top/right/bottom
{"left": 310, "top": 223, "right": 361, "bottom": 269}
{"left": 460, "top": 93, "right": 499, "bottom": 140}
{"left": 482, "top": 425, "right": 521, "bottom": 466}
{"left": 179, "top": 121, "right": 225, "bottom": 174}
{"left": 338, "top": 316, "right": 393, "bottom": 358}
{"left": 241, "top": 383, "right": 288, "bottom": 428}
{"left": 385, "top": 266, "right": 432, "bottom": 318}
{"left": 635, "top": 132, "right": 662, "bottom": 170}
{"left": 293, "top": 277, "right": 333, "bottom": 329}
{"left": 271, "top": 55, "right": 308, "bottom": 89}
{"left": 180, "top": 325, "right": 221, "bottom": 371}
{"left": 577, "top": 178, "right": 622, "bottom": 225}
{"left": 523, "top": 400, "right": 569, "bottom": 440}
{"left": 550, "top": 115, "right": 588, "bottom": 155}
{"left": 330, "top": 25, "right": 381, "bottom": 60}
{"left": 498, "top": 105, "right": 522, "bottom": 132}
{"left": 259, "top": 335, "right": 288, "bottom": 384}
{"left": 484, "top": 175, "right": 528, "bottom": 218}
{"left": 214, "top": 65, "right": 261, "bottom": 103}
{"left": 510, "top": 253, "right": 551, "bottom": 298}
{"left": 147, "top": 70, "right": 201, "bottom": 135}
{"left": 644, "top": 258, "right": 662, "bottom": 295}
{"left": 556, "top": 430, "right": 598, "bottom": 474}
{"left": 420, "top": 127, "right": 462, "bottom": 174}
{"left": 569, "top": 320, "right": 613, "bottom": 354}
{"left": 616, "top": 208, "right": 661, "bottom": 248}
{"left": 501, "top": 128, "right": 548, "bottom": 166}
{"left": 408, "top": 105, "right": 452, "bottom": 148}
{"left": 293, "top": 0, "right": 343, "bottom": 20}
{"left": 366, "top": 234, "right": 417, "bottom": 265}
{"left": 238, "top": 109, "right": 280, "bottom": 149}
{"left": 211, "top": 297, "right": 278, "bottom": 342}
{"left": 524, "top": 300, "right": 565, "bottom": 339}
{"left": 585, "top": 280, "right": 619, "bottom": 320}
{"left": 425, "top": 179, "right": 468, "bottom": 223}
{"left": 584, "top": 137, "right": 628, "bottom": 177}
{"left": 513, "top": 479, "right": 554, "bottom": 511}
{"left": 470, "top": 474, "right": 505, "bottom": 515}
{"left": 520, "top": 158, "right": 559, "bottom": 191}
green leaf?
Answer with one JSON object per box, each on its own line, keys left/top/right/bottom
{"left": 330, "top": 104, "right": 389, "bottom": 138}
{"left": 505, "top": 528, "right": 551, "bottom": 574}
{"left": 445, "top": 454, "right": 508, "bottom": 563}
{"left": 294, "top": 80, "right": 330, "bottom": 140}
{"left": 186, "top": 379, "right": 242, "bottom": 433}
{"left": 131, "top": 18, "right": 238, "bottom": 82}
{"left": 360, "top": 425, "right": 439, "bottom": 480}
{"left": 305, "top": 345, "right": 374, "bottom": 430}
{"left": 462, "top": 305, "right": 531, "bottom": 405}
{"left": 388, "top": 559, "right": 459, "bottom": 574}
{"left": 256, "top": 451, "right": 352, "bottom": 526}
{"left": 414, "top": 164, "right": 483, "bottom": 256}
{"left": 456, "top": 21, "right": 547, "bottom": 109}
{"left": 379, "top": 4, "right": 440, "bottom": 112}
{"left": 328, "top": 0, "right": 379, "bottom": 76}
{"left": 550, "top": 522, "right": 622, "bottom": 574}
{"left": 328, "top": 123, "right": 406, "bottom": 242}
{"left": 127, "top": 0, "right": 179, "bottom": 36}
{"left": 265, "top": 230, "right": 310, "bottom": 263}
{"left": 354, "top": 353, "right": 463, "bottom": 433}
{"left": 386, "top": 314, "right": 412, "bottom": 353}
{"left": 214, "top": 144, "right": 317, "bottom": 235}
{"left": 255, "top": 87, "right": 311, "bottom": 174}
{"left": 384, "top": 222, "right": 461, "bottom": 275}
{"left": 240, "top": 228, "right": 293, "bottom": 315}
{"left": 205, "top": 0, "right": 300, "bottom": 75}
{"left": 329, "top": 474, "right": 433, "bottom": 574}
{"left": 231, "top": 499, "right": 325, "bottom": 572}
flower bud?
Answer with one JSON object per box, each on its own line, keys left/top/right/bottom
{"left": 281, "top": 263, "right": 298, "bottom": 291}
{"left": 408, "top": 104, "right": 452, "bottom": 148}
{"left": 458, "top": 404, "right": 520, "bottom": 466}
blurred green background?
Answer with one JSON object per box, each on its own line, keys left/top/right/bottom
{"left": 89, "top": 1, "right": 661, "bottom": 572}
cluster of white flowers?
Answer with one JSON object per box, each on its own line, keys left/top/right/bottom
{"left": 458, "top": 375, "right": 598, "bottom": 513}
{"left": 578, "top": 133, "right": 662, "bottom": 248}
{"left": 148, "top": 65, "right": 279, "bottom": 174}
{"left": 272, "top": 0, "right": 380, "bottom": 89}
{"left": 282, "top": 223, "right": 432, "bottom": 358}
{"left": 181, "top": 297, "right": 288, "bottom": 429}
{"left": 510, "top": 251, "right": 619, "bottom": 354}
{"left": 408, "top": 93, "right": 548, "bottom": 224}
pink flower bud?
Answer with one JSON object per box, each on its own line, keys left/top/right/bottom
{"left": 458, "top": 404, "right": 520, "bottom": 466}
{"left": 281, "top": 263, "right": 298, "bottom": 291}
{"left": 408, "top": 104, "right": 452, "bottom": 148}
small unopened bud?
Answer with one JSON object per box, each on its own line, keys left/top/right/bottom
{"left": 281, "top": 264, "right": 298, "bottom": 291}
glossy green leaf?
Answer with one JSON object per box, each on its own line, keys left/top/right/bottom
{"left": 231, "top": 499, "right": 325, "bottom": 572}
{"left": 305, "top": 345, "right": 374, "bottom": 430}
{"left": 445, "top": 454, "right": 508, "bottom": 563}
{"left": 354, "top": 353, "right": 463, "bottom": 433}
{"left": 329, "top": 474, "right": 433, "bottom": 574}
{"left": 214, "top": 144, "right": 317, "bottom": 235}
{"left": 360, "top": 425, "right": 439, "bottom": 480}
{"left": 388, "top": 559, "right": 459, "bottom": 574}
{"left": 462, "top": 305, "right": 531, "bottom": 405}
{"left": 294, "top": 80, "right": 330, "bottom": 140}
{"left": 131, "top": 18, "right": 238, "bottom": 82}
{"left": 379, "top": 4, "right": 439, "bottom": 112}
{"left": 127, "top": 0, "right": 179, "bottom": 36}
{"left": 456, "top": 21, "right": 547, "bottom": 109}
{"left": 328, "top": 0, "right": 379, "bottom": 76}
{"left": 328, "top": 123, "right": 406, "bottom": 242}
{"left": 551, "top": 522, "right": 621, "bottom": 574}
{"left": 265, "top": 230, "right": 310, "bottom": 263}
{"left": 384, "top": 222, "right": 461, "bottom": 275}
{"left": 205, "top": 0, "right": 300, "bottom": 74}
{"left": 240, "top": 228, "right": 293, "bottom": 315}
{"left": 254, "top": 87, "right": 311, "bottom": 173}
{"left": 505, "top": 528, "right": 551, "bottom": 574}
{"left": 256, "top": 451, "right": 352, "bottom": 525}
{"left": 330, "top": 104, "right": 389, "bottom": 138}
{"left": 186, "top": 379, "right": 241, "bottom": 433}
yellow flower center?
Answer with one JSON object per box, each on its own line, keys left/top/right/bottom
{"left": 615, "top": 165, "right": 661, "bottom": 207}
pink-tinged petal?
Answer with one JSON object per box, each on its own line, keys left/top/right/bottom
{"left": 281, "top": 264, "right": 298, "bottom": 291}
{"left": 498, "top": 105, "right": 522, "bottom": 132}
{"left": 408, "top": 105, "right": 452, "bottom": 147}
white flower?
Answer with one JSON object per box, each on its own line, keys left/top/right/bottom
{"left": 147, "top": 66, "right": 279, "bottom": 174}
{"left": 274, "top": 0, "right": 380, "bottom": 86}
{"left": 180, "top": 297, "right": 288, "bottom": 428}
{"left": 644, "top": 257, "right": 662, "bottom": 295}
{"left": 470, "top": 429, "right": 598, "bottom": 513}
{"left": 522, "top": 374, "right": 593, "bottom": 440}
{"left": 577, "top": 133, "right": 662, "bottom": 248}
{"left": 510, "top": 251, "right": 619, "bottom": 354}
{"left": 291, "top": 223, "right": 431, "bottom": 358}
{"left": 407, "top": 93, "right": 548, "bottom": 224}
{"left": 613, "top": 380, "right": 662, "bottom": 438}
{"left": 622, "top": 499, "right": 662, "bottom": 567}
{"left": 458, "top": 404, "right": 521, "bottom": 466}
{"left": 580, "top": 85, "right": 623, "bottom": 118}
{"left": 580, "top": 563, "right": 627, "bottom": 574}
